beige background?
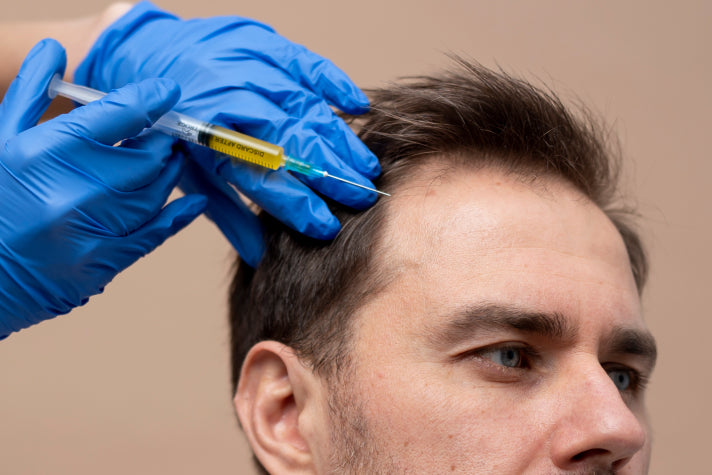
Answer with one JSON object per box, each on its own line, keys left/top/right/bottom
{"left": 1, "top": 0, "right": 709, "bottom": 473}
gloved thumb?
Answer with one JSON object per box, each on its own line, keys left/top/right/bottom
{"left": 107, "top": 194, "right": 207, "bottom": 272}
{"left": 0, "top": 39, "right": 66, "bottom": 138}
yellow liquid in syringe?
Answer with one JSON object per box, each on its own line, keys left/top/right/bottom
{"left": 203, "top": 124, "right": 284, "bottom": 169}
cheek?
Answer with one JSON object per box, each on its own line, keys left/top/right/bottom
{"left": 353, "top": 360, "right": 551, "bottom": 470}
{"left": 349, "top": 313, "right": 552, "bottom": 469}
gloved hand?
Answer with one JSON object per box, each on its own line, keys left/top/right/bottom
{"left": 0, "top": 39, "right": 207, "bottom": 339}
{"left": 75, "top": 1, "right": 381, "bottom": 267}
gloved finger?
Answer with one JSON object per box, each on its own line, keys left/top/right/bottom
{"left": 107, "top": 194, "right": 207, "bottom": 271}
{"left": 233, "top": 26, "right": 369, "bottom": 114}
{"left": 0, "top": 38, "right": 66, "bottom": 138}
{"left": 210, "top": 154, "right": 342, "bottom": 240}
{"left": 182, "top": 89, "right": 378, "bottom": 207}
{"left": 185, "top": 143, "right": 340, "bottom": 240}
{"left": 180, "top": 160, "right": 265, "bottom": 266}
{"left": 206, "top": 95, "right": 378, "bottom": 209}
{"left": 52, "top": 77, "right": 180, "bottom": 147}
{"left": 90, "top": 153, "right": 186, "bottom": 236}
{"left": 5, "top": 118, "right": 177, "bottom": 192}
{"left": 204, "top": 60, "right": 379, "bottom": 178}
{"left": 280, "top": 132, "right": 379, "bottom": 211}
{"left": 84, "top": 130, "right": 177, "bottom": 191}
{"left": 213, "top": 104, "right": 380, "bottom": 188}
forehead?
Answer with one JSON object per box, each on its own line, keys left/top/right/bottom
{"left": 368, "top": 164, "right": 642, "bottom": 336}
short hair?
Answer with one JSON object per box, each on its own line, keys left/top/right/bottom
{"left": 228, "top": 57, "right": 647, "bottom": 393}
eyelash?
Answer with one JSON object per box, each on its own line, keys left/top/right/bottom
{"left": 602, "top": 363, "right": 650, "bottom": 394}
{"left": 462, "top": 344, "right": 649, "bottom": 394}
{"left": 463, "top": 344, "right": 540, "bottom": 372}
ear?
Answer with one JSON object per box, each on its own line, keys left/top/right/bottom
{"left": 235, "top": 341, "right": 324, "bottom": 474}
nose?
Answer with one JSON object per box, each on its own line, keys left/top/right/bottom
{"left": 549, "top": 363, "right": 647, "bottom": 471}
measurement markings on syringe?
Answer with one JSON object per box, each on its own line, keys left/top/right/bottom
{"left": 171, "top": 119, "right": 198, "bottom": 142}
{"left": 208, "top": 134, "right": 278, "bottom": 169}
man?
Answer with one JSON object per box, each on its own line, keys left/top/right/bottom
{"left": 228, "top": 58, "right": 657, "bottom": 473}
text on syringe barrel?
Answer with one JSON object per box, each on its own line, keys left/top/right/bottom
{"left": 201, "top": 124, "right": 284, "bottom": 169}
{"left": 152, "top": 112, "right": 285, "bottom": 169}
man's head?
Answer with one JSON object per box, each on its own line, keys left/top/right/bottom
{"left": 229, "top": 58, "right": 657, "bottom": 473}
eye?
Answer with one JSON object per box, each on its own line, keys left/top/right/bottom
{"left": 604, "top": 365, "right": 649, "bottom": 393}
{"left": 479, "top": 346, "right": 527, "bottom": 368}
{"left": 607, "top": 369, "right": 631, "bottom": 391}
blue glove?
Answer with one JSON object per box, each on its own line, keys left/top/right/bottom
{"left": 0, "top": 39, "right": 207, "bottom": 339}
{"left": 75, "top": 1, "right": 381, "bottom": 267}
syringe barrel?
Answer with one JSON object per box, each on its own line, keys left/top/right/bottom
{"left": 152, "top": 113, "right": 286, "bottom": 170}
{"left": 48, "top": 75, "right": 104, "bottom": 104}
{"left": 48, "top": 76, "right": 287, "bottom": 171}
{"left": 202, "top": 123, "right": 285, "bottom": 170}
{"left": 152, "top": 111, "right": 206, "bottom": 144}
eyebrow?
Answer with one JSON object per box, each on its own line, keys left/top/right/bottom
{"left": 605, "top": 326, "right": 658, "bottom": 370}
{"left": 429, "top": 303, "right": 579, "bottom": 347}
{"left": 428, "top": 303, "right": 658, "bottom": 368}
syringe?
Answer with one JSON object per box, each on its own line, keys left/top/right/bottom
{"left": 47, "top": 75, "right": 389, "bottom": 196}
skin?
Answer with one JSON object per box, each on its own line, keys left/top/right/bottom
{"left": 237, "top": 164, "right": 657, "bottom": 473}
{"left": 0, "top": 2, "right": 132, "bottom": 114}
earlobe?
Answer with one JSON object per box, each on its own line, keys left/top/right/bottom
{"left": 235, "top": 341, "right": 317, "bottom": 473}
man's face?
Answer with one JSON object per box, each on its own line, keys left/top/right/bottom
{"left": 320, "top": 166, "right": 656, "bottom": 473}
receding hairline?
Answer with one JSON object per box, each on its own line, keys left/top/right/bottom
{"left": 228, "top": 56, "right": 647, "bottom": 399}
{"left": 360, "top": 152, "right": 619, "bottom": 298}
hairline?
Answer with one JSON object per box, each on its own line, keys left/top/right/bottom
{"left": 300, "top": 153, "right": 639, "bottom": 378}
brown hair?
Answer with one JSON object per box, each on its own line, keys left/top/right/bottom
{"left": 228, "top": 57, "right": 647, "bottom": 394}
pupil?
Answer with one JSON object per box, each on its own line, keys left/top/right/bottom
{"left": 501, "top": 349, "right": 519, "bottom": 367}
{"left": 610, "top": 370, "right": 630, "bottom": 390}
